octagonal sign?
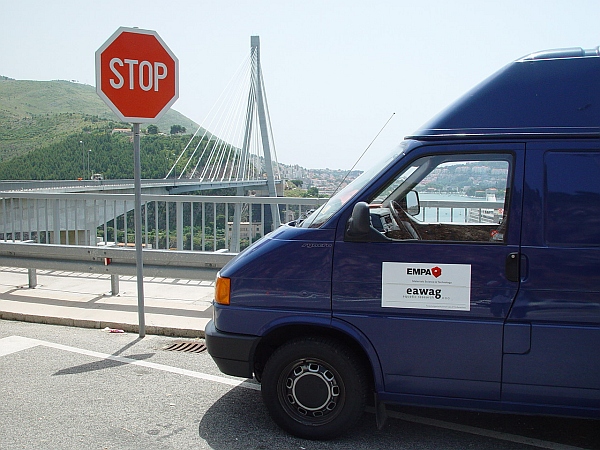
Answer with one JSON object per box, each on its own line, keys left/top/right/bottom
{"left": 96, "top": 27, "right": 179, "bottom": 123}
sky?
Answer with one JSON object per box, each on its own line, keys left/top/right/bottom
{"left": 2, "top": 1, "right": 600, "bottom": 170}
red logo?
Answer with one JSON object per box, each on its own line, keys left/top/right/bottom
{"left": 431, "top": 266, "right": 442, "bottom": 278}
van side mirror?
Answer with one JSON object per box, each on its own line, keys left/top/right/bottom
{"left": 346, "top": 202, "right": 370, "bottom": 237}
{"left": 405, "top": 190, "right": 420, "bottom": 216}
{"left": 345, "top": 202, "right": 391, "bottom": 242}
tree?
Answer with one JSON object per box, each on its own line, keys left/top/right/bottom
{"left": 170, "top": 124, "right": 186, "bottom": 135}
{"left": 147, "top": 124, "right": 158, "bottom": 135}
{"left": 305, "top": 187, "right": 319, "bottom": 198}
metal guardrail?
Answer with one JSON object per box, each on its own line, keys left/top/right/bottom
{"left": 0, "top": 241, "right": 236, "bottom": 293}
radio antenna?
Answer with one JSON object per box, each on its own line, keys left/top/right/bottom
{"left": 330, "top": 112, "right": 395, "bottom": 197}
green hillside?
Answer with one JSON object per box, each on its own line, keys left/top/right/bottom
{"left": 0, "top": 76, "right": 200, "bottom": 162}
{"left": 0, "top": 132, "right": 210, "bottom": 181}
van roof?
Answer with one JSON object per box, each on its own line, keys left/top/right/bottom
{"left": 409, "top": 47, "right": 600, "bottom": 139}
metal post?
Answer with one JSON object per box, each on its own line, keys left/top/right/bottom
{"left": 80, "top": 140, "right": 84, "bottom": 179}
{"left": 231, "top": 187, "right": 243, "bottom": 252}
{"left": 176, "top": 201, "right": 183, "bottom": 250}
{"left": 110, "top": 274, "right": 120, "bottom": 296}
{"left": 28, "top": 268, "right": 37, "bottom": 289}
{"left": 133, "top": 123, "right": 145, "bottom": 338}
{"left": 53, "top": 199, "right": 61, "bottom": 244}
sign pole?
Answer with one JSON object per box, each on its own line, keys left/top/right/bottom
{"left": 133, "top": 122, "right": 145, "bottom": 338}
{"left": 96, "top": 27, "right": 178, "bottom": 339}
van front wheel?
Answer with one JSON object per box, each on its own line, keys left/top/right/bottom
{"left": 261, "top": 337, "right": 368, "bottom": 440}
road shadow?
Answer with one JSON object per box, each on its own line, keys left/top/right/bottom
{"left": 196, "top": 386, "right": 435, "bottom": 450}
{"left": 198, "top": 387, "right": 600, "bottom": 449}
{"left": 52, "top": 352, "right": 155, "bottom": 375}
{"left": 53, "top": 337, "right": 154, "bottom": 375}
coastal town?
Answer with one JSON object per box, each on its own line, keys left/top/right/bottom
{"left": 280, "top": 163, "right": 362, "bottom": 196}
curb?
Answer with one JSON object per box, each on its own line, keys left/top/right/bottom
{"left": 0, "top": 311, "right": 206, "bottom": 338}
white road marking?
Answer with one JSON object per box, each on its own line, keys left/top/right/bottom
{"left": 0, "top": 335, "right": 260, "bottom": 391}
{"left": 0, "top": 335, "right": 40, "bottom": 357}
{"left": 0, "top": 335, "right": 586, "bottom": 449}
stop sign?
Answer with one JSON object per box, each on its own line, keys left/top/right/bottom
{"left": 96, "top": 27, "right": 179, "bottom": 122}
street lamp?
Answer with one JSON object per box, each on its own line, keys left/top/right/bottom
{"left": 80, "top": 140, "right": 85, "bottom": 178}
{"left": 87, "top": 149, "right": 91, "bottom": 179}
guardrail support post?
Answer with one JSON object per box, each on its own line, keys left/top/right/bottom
{"left": 231, "top": 187, "right": 243, "bottom": 253}
{"left": 176, "top": 202, "right": 183, "bottom": 250}
{"left": 52, "top": 199, "right": 61, "bottom": 244}
{"left": 28, "top": 268, "right": 37, "bottom": 288}
{"left": 110, "top": 274, "right": 119, "bottom": 295}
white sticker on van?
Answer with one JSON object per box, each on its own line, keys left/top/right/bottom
{"left": 382, "top": 262, "right": 471, "bottom": 311}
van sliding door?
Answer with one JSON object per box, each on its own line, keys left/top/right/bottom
{"left": 503, "top": 142, "right": 600, "bottom": 415}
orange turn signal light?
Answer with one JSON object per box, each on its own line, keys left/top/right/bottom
{"left": 215, "top": 275, "right": 231, "bottom": 305}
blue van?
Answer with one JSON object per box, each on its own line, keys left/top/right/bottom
{"left": 205, "top": 47, "right": 600, "bottom": 439}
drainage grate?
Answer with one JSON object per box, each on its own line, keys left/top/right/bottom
{"left": 163, "top": 341, "right": 207, "bottom": 353}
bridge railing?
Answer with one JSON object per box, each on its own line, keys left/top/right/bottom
{"left": 418, "top": 200, "right": 504, "bottom": 223}
{"left": 0, "top": 191, "right": 504, "bottom": 252}
{"left": 0, "top": 192, "right": 326, "bottom": 253}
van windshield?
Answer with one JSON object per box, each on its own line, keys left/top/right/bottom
{"left": 299, "top": 146, "right": 404, "bottom": 228}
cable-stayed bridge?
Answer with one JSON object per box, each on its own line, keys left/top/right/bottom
{"left": 168, "top": 36, "right": 279, "bottom": 192}
{"left": 2, "top": 36, "right": 280, "bottom": 196}
{"left": 0, "top": 37, "right": 317, "bottom": 253}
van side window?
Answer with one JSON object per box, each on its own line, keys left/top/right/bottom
{"left": 370, "top": 154, "right": 512, "bottom": 242}
{"left": 545, "top": 152, "right": 600, "bottom": 246}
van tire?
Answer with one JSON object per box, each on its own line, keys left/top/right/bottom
{"left": 261, "top": 337, "right": 368, "bottom": 440}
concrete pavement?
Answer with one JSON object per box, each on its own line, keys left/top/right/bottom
{"left": 0, "top": 267, "right": 213, "bottom": 337}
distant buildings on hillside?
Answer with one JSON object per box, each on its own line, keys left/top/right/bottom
{"left": 279, "top": 163, "right": 362, "bottom": 196}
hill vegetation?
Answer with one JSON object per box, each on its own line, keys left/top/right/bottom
{"left": 0, "top": 77, "right": 332, "bottom": 200}
{"left": 0, "top": 131, "right": 208, "bottom": 180}
{"left": 0, "top": 77, "right": 201, "bottom": 171}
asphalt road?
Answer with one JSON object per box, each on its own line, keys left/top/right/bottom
{"left": 0, "top": 319, "right": 597, "bottom": 450}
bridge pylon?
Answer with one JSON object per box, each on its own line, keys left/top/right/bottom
{"left": 231, "top": 36, "right": 281, "bottom": 250}
{"left": 250, "top": 36, "right": 279, "bottom": 225}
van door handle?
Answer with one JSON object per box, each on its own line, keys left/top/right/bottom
{"left": 505, "top": 252, "right": 520, "bottom": 282}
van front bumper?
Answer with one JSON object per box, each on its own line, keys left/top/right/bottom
{"left": 205, "top": 319, "right": 260, "bottom": 379}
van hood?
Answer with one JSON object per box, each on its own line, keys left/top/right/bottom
{"left": 218, "top": 224, "right": 336, "bottom": 313}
